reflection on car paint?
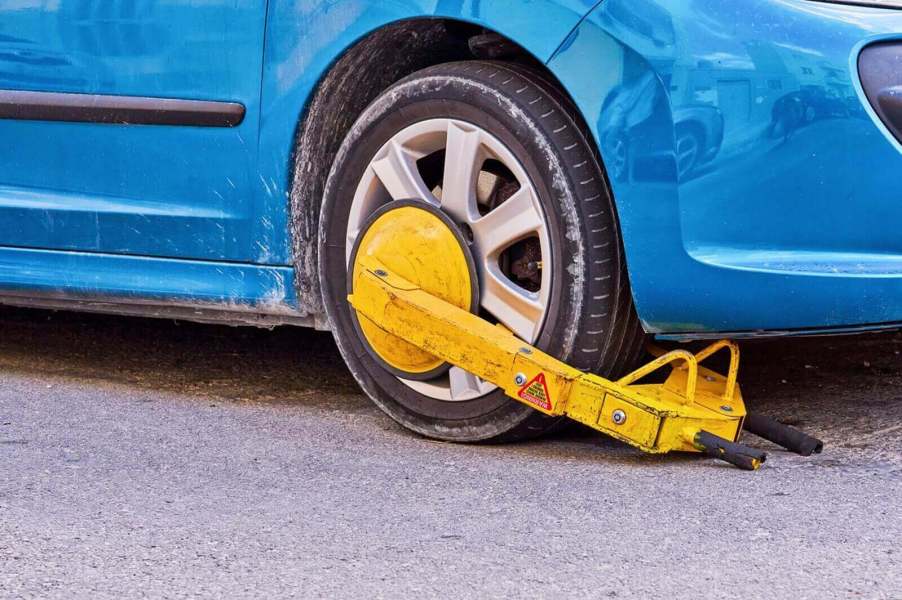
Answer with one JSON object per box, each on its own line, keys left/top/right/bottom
{"left": 551, "top": 0, "right": 902, "bottom": 333}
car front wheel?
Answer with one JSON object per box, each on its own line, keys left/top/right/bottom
{"left": 318, "top": 61, "right": 645, "bottom": 442}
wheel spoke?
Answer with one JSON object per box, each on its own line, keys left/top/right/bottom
{"left": 448, "top": 367, "right": 484, "bottom": 400}
{"left": 481, "top": 267, "right": 544, "bottom": 341}
{"left": 471, "top": 187, "right": 544, "bottom": 257}
{"left": 370, "top": 140, "right": 436, "bottom": 204}
{"left": 440, "top": 121, "right": 483, "bottom": 223}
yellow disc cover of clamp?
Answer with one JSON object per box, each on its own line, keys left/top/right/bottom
{"left": 349, "top": 201, "right": 478, "bottom": 378}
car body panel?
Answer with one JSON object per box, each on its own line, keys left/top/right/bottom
{"left": 549, "top": 0, "right": 902, "bottom": 334}
{"left": 0, "top": 0, "right": 901, "bottom": 339}
{"left": 0, "top": 1, "right": 272, "bottom": 262}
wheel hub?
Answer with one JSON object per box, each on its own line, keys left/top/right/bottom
{"left": 349, "top": 200, "right": 479, "bottom": 379}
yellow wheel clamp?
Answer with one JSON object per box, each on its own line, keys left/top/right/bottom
{"left": 347, "top": 201, "right": 823, "bottom": 470}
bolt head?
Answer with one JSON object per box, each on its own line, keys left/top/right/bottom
{"left": 514, "top": 373, "right": 527, "bottom": 386}
{"left": 612, "top": 409, "right": 627, "bottom": 425}
{"left": 720, "top": 405, "right": 733, "bottom": 412}
{"left": 374, "top": 269, "right": 388, "bottom": 277}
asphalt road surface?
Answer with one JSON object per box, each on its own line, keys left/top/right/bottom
{"left": 1, "top": 307, "right": 900, "bottom": 599}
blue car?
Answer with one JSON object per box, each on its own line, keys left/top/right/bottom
{"left": 1, "top": 0, "right": 901, "bottom": 441}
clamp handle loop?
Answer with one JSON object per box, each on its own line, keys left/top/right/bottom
{"left": 617, "top": 349, "right": 698, "bottom": 405}
{"left": 693, "top": 340, "right": 740, "bottom": 403}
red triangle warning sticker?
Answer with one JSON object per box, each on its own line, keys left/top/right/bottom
{"left": 517, "top": 373, "right": 552, "bottom": 411}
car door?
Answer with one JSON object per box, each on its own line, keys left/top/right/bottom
{"left": 0, "top": 0, "right": 268, "bottom": 263}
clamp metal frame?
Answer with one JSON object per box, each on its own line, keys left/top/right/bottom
{"left": 350, "top": 257, "right": 823, "bottom": 470}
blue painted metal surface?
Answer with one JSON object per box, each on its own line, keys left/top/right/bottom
{"left": 0, "top": 0, "right": 900, "bottom": 335}
{"left": 549, "top": 0, "right": 902, "bottom": 334}
{"left": 0, "top": 246, "right": 296, "bottom": 310}
{"left": 0, "top": 1, "right": 269, "bottom": 262}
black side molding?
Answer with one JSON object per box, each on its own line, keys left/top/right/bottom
{"left": 859, "top": 41, "right": 902, "bottom": 144}
{"left": 0, "top": 89, "right": 245, "bottom": 127}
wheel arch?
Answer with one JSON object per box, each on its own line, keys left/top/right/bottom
{"left": 281, "top": 16, "right": 602, "bottom": 316}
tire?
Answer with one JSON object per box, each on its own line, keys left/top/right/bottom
{"left": 318, "top": 60, "right": 645, "bottom": 442}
